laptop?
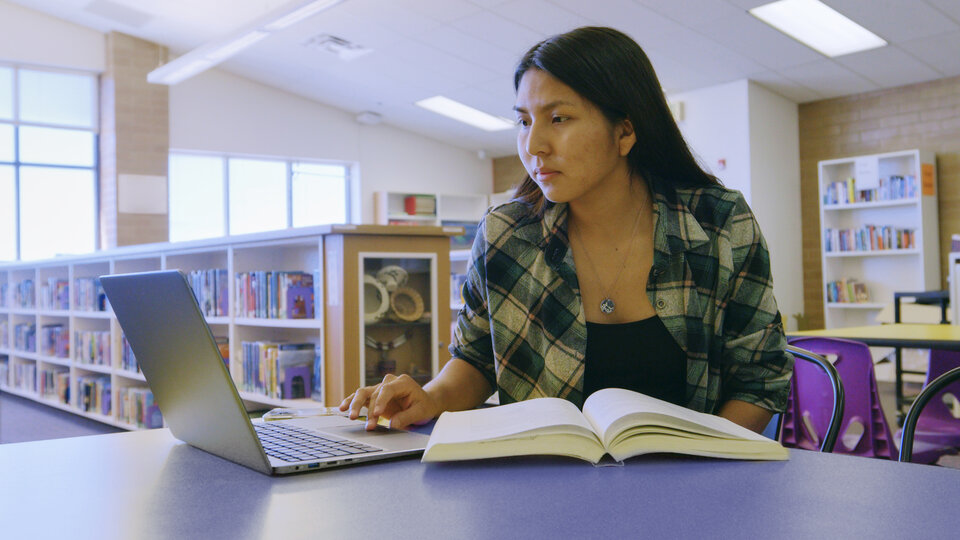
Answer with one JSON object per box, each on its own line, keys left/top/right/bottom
{"left": 100, "top": 270, "right": 428, "bottom": 475}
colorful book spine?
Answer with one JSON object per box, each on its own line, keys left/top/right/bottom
{"left": 14, "top": 323, "right": 36, "bottom": 352}
{"left": 187, "top": 268, "right": 229, "bottom": 317}
{"left": 74, "top": 278, "right": 107, "bottom": 312}
{"left": 235, "top": 270, "right": 317, "bottom": 319}
{"left": 39, "top": 367, "right": 70, "bottom": 403}
{"left": 121, "top": 334, "right": 138, "bottom": 373}
{"left": 241, "top": 340, "right": 316, "bottom": 399}
{"left": 14, "top": 279, "right": 35, "bottom": 308}
{"left": 39, "top": 278, "right": 69, "bottom": 310}
{"left": 75, "top": 374, "right": 111, "bottom": 415}
{"left": 118, "top": 386, "right": 163, "bottom": 428}
{"left": 40, "top": 324, "right": 69, "bottom": 358}
{"left": 14, "top": 362, "right": 36, "bottom": 392}
{"left": 75, "top": 330, "right": 111, "bottom": 366}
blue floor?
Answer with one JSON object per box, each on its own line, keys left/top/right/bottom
{"left": 0, "top": 390, "right": 123, "bottom": 444}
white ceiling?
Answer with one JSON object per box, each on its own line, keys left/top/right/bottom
{"left": 9, "top": 0, "right": 960, "bottom": 157}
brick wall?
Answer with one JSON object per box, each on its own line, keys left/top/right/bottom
{"left": 493, "top": 155, "right": 526, "bottom": 193}
{"left": 100, "top": 31, "right": 169, "bottom": 248}
{"left": 799, "top": 74, "right": 960, "bottom": 328}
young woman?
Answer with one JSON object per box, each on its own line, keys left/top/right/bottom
{"left": 341, "top": 27, "right": 793, "bottom": 434}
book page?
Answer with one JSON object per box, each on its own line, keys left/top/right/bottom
{"left": 422, "top": 398, "right": 605, "bottom": 463}
{"left": 582, "top": 388, "right": 773, "bottom": 449}
{"left": 427, "top": 397, "right": 597, "bottom": 444}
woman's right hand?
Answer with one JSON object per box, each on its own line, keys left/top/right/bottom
{"left": 338, "top": 373, "right": 441, "bottom": 431}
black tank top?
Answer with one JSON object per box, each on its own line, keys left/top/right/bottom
{"left": 583, "top": 316, "right": 686, "bottom": 405}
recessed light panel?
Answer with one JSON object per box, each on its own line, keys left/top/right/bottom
{"left": 750, "top": 0, "right": 887, "bottom": 57}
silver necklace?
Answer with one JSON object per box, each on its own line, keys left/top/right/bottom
{"left": 571, "top": 194, "right": 647, "bottom": 315}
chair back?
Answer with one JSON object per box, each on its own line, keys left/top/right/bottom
{"left": 779, "top": 345, "right": 844, "bottom": 452}
{"left": 917, "top": 350, "right": 960, "bottom": 427}
{"left": 900, "top": 366, "right": 960, "bottom": 462}
{"left": 786, "top": 337, "right": 897, "bottom": 459}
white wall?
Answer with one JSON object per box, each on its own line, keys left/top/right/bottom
{"left": 748, "top": 81, "right": 803, "bottom": 331}
{"left": 672, "top": 79, "right": 803, "bottom": 330}
{"left": 673, "top": 80, "right": 751, "bottom": 201}
{"left": 0, "top": 0, "right": 104, "bottom": 71}
{"left": 169, "top": 69, "right": 493, "bottom": 224}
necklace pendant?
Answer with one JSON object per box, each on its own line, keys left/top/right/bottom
{"left": 600, "top": 298, "right": 616, "bottom": 314}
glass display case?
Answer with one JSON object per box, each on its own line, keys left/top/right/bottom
{"left": 322, "top": 225, "right": 457, "bottom": 405}
{"left": 361, "top": 255, "right": 435, "bottom": 387}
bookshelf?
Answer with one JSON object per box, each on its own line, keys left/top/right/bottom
{"left": 818, "top": 149, "right": 940, "bottom": 328}
{"left": 0, "top": 225, "right": 456, "bottom": 430}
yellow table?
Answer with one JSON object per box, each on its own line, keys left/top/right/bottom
{"left": 788, "top": 323, "right": 960, "bottom": 421}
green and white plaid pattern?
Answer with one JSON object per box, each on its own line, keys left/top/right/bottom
{"left": 451, "top": 178, "right": 794, "bottom": 414}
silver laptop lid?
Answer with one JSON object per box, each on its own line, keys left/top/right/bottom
{"left": 100, "top": 270, "right": 272, "bottom": 475}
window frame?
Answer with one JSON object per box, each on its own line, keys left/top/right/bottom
{"left": 0, "top": 62, "right": 100, "bottom": 262}
{"left": 168, "top": 149, "right": 357, "bottom": 241}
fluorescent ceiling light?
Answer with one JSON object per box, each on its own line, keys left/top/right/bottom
{"left": 415, "top": 96, "right": 515, "bottom": 132}
{"left": 749, "top": 0, "right": 887, "bottom": 57}
{"left": 148, "top": 0, "right": 345, "bottom": 85}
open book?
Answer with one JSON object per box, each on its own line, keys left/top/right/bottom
{"left": 422, "top": 388, "right": 788, "bottom": 463}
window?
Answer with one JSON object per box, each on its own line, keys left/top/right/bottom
{"left": 0, "top": 65, "right": 98, "bottom": 261}
{"left": 168, "top": 152, "right": 352, "bottom": 242}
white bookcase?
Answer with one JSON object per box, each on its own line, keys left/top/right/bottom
{"left": 818, "top": 149, "right": 940, "bottom": 328}
{"left": 0, "top": 225, "right": 454, "bottom": 430}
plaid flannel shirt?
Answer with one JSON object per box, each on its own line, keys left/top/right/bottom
{"left": 450, "top": 177, "right": 794, "bottom": 414}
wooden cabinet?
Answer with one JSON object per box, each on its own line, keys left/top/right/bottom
{"left": 322, "top": 225, "right": 455, "bottom": 405}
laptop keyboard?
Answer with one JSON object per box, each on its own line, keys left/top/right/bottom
{"left": 255, "top": 422, "right": 382, "bottom": 463}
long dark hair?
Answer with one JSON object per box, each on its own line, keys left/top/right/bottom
{"left": 512, "top": 26, "right": 718, "bottom": 216}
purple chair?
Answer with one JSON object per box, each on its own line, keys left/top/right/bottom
{"left": 901, "top": 365, "right": 960, "bottom": 462}
{"left": 899, "top": 349, "right": 960, "bottom": 449}
{"left": 775, "top": 345, "right": 844, "bottom": 452}
{"left": 785, "top": 337, "right": 899, "bottom": 459}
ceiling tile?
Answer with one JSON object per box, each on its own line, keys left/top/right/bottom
{"left": 747, "top": 71, "right": 824, "bottom": 103}
{"left": 925, "top": 0, "right": 960, "bottom": 24}
{"left": 826, "top": 0, "right": 960, "bottom": 43}
{"left": 492, "top": 0, "right": 587, "bottom": 35}
{"left": 382, "top": 37, "right": 501, "bottom": 87}
{"left": 779, "top": 59, "right": 881, "bottom": 99}
{"left": 340, "top": 0, "right": 442, "bottom": 37}
{"left": 694, "top": 11, "right": 823, "bottom": 71}
{"left": 405, "top": 0, "right": 483, "bottom": 23}
{"left": 637, "top": 0, "right": 744, "bottom": 26}
{"left": 544, "top": 0, "right": 685, "bottom": 48}
{"left": 450, "top": 10, "right": 545, "bottom": 58}
{"left": 899, "top": 30, "right": 960, "bottom": 78}
{"left": 415, "top": 26, "right": 518, "bottom": 75}
{"left": 834, "top": 45, "right": 944, "bottom": 88}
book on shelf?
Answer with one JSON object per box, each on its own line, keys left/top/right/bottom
{"left": 39, "top": 278, "right": 69, "bottom": 310}
{"left": 186, "top": 269, "right": 229, "bottom": 317}
{"left": 76, "top": 374, "right": 110, "bottom": 415}
{"left": 241, "top": 340, "right": 319, "bottom": 400}
{"left": 422, "top": 388, "right": 788, "bottom": 464}
{"left": 74, "top": 277, "right": 107, "bottom": 312}
{"left": 235, "top": 270, "right": 319, "bottom": 319}
{"left": 404, "top": 194, "right": 437, "bottom": 216}
{"left": 119, "top": 386, "right": 162, "bottom": 428}
{"left": 824, "top": 225, "right": 915, "bottom": 253}
{"left": 822, "top": 175, "right": 917, "bottom": 205}
{"left": 826, "top": 278, "right": 870, "bottom": 304}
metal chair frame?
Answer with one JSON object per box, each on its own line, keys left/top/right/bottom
{"left": 899, "top": 366, "right": 960, "bottom": 463}
{"left": 784, "top": 345, "right": 845, "bottom": 453}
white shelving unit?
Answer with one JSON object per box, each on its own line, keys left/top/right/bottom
{"left": 0, "top": 227, "right": 335, "bottom": 430}
{"left": 818, "top": 149, "right": 940, "bottom": 328}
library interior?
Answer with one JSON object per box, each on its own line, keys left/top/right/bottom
{"left": 2, "top": 0, "right": 960, "bottom": 537}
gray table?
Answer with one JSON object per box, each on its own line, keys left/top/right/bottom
{"left": 1, "top": 428, "right": 959, "bottom": 539}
